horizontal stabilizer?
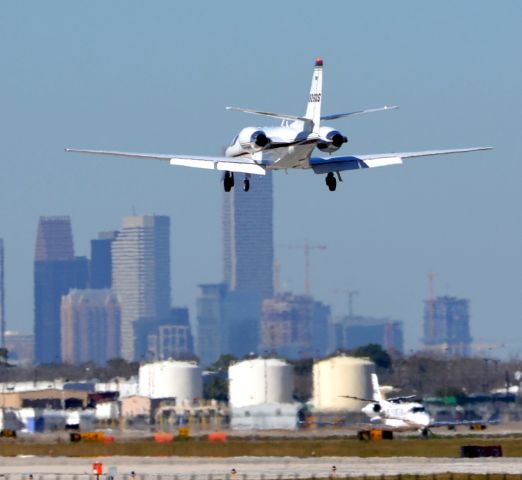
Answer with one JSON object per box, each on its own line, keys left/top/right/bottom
{"left": 226, "top": 106, "right": 311, "bottom": 124}
{"left": 339, "top": 395, "right": 373, "bottom": 402}
{"left": 321, "top": 105, "right": 398, "bottom": 121}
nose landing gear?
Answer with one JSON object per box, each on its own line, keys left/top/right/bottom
{"left": 243, "top": 177, "right": 250, "bottom": 192}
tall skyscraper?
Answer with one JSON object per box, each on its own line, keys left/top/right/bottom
{"left": 90, "top": 231, "right": 118, "bottom": 289}
{"left": 34, "top": 216, "right": 88, "bottom": 364}
{"left": 112, "top": 215, "right": 171, "bottom": 360}
{"left": 61, "top": 289, "right": 121, "bottom": 365}
{"left": 423, "top": 295, "right": 472, "bottom": 356}
{"left": 219, "top": 174, "right": 274, "bottom": 358}
{"left": 223, "top": 173, "right": 274, "bottom": 299}
{"left": 0, "top": 238, "right": 5, "bottom": 348}
{"left": 196, "top": 283, "right": 227, "bottom": 366}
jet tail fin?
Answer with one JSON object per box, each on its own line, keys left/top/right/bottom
{"left": 371, "top": 373, "right": 383, "bottom": 402}
{"left": 303, "top": 57, "right": 324, "bottom": 133}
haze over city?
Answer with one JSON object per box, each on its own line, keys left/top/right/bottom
{"left": 0, "top": 1, "right": 520, "bottom": 355}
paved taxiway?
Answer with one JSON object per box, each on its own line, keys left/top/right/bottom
{"left": 2, "top": 456, "right": 522, "bottom": 478}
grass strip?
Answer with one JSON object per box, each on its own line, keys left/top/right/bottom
{"left": 0, "top": 436, "right": 519, "bottom": 457}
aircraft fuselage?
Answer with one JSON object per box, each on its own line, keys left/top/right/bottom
{"left": 225, "top": 124, "right": 320, "bottom": 171}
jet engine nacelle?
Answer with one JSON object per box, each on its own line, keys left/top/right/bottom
{"left": 317, "top": 126, "right": 348, "bottom": 153}
{"left": 238, "top": 127, "right": 271, "bottom": 152}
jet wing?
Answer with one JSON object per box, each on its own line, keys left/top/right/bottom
{"left": 310, "top": 147, "right": 492, "bottom": 174}
{"left": 65, "top": 148, "right": 267, "bottom": 175}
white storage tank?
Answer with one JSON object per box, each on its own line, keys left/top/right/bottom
{"left": 313, "top": 356, "right": 375, "bottom": 411}
{"left": 138, "top": 360, "right": 202, "bottom": 403}
{"left": 229, "top": 358, "right": 294, "bottom": 408}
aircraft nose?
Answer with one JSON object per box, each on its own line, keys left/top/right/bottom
{"left": 419, "top": 413, "right": 430, "bottom": 426}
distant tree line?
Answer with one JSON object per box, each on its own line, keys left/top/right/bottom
{"left": 381, "top": 352, "right": 516, "bottom": 399}
{"left": 0, "top": 357, "right": 140, "bottom": 383}
{"left": 1, "top": 345, "right": 520, "bottom": 403}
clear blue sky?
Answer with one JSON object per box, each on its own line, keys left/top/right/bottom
{"left": 0, "top": 1, "right": 520, "bottom": 355}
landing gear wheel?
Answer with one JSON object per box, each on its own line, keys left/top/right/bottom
{"left": 243, "top": 178, "right": 250, "bottom": 192}
{"left": 224, "top": 171, "right": 234, "bottom": 192}
{"left": 325, "top": 172, "right": 337, "bottom": 191}
{"left": 224, "top": 178, "right": 232, "bottom": 192}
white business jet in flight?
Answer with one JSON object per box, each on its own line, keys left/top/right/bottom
{"left": 66, "top": 58, "right": 491, "bottom": 192}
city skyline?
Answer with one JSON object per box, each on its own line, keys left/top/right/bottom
{"left": 21, "top": 212, "right": 478, "bottom": 365}
{"left": 8, "top": 211, "right": 468, "bottom": 366}
{"left": 0, "top": 2, "right": 520, "bottom": 357}
{"left": 1, "top": 210, "right": 494, "bottom": 362}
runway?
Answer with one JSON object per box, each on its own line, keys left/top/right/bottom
{"left": 1, "top": 456, "right": 522, "bottom": 479}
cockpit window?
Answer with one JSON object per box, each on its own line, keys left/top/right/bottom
{"left": 411, "top": 406, "right": 425, "bottom": 413}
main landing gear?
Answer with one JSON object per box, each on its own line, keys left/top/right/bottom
{"left": 224, "top": 171, "right": 235, "bottom": 192}
{"left": 325, "top": 172, "right": 337, "bottom": 191}
{"left": 223, "top": 172, "right": 250, "bottom": 192}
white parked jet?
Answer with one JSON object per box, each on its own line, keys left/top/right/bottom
{"left": 344, "top": 373, "right": 497, "bottom": 436}
{"left": 344, "top": 373, "right": 431, "bottom": 434}
{"left": 66, "top": 58, "right": 491, "bottom": 192}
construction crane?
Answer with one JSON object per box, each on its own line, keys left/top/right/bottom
{"left": 426, "top": 272, "right": 437, "bottom": 342}
{"left": 279, "top": 241, "right": 327, "bottom": 295}
{"left": 333, "top": 288, "right": 359, "bottom": 317}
